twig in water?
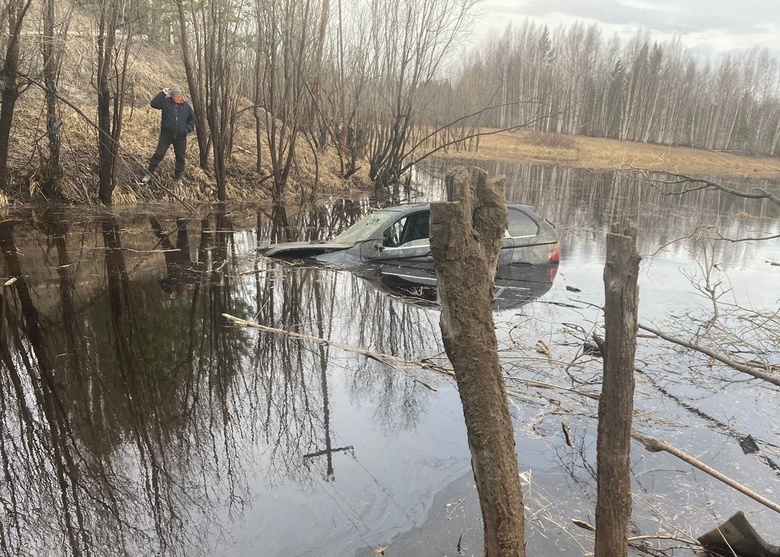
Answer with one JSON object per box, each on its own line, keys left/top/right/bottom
{"left": 633, "top": 430, "right": 780, "bottom": 515}
{"left": 446, "top": 498, "right": 465, "bottom": 520}
{"left": 639, "top": 323, "right": 780, "bottom": 386}
{"left": 222, "top": 313, "right": 440, "bottom": 390}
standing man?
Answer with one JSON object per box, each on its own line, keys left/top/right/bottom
{"left": 141, "top": 86, "right": 195, "bottom": 186}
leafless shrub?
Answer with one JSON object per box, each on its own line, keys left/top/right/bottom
{"left": 525, "top": 131, "right": 577, "bottom": 150}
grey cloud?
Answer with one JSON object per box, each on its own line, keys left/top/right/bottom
{"left": 486, "top": 0, "right": 779, "bottom": 40}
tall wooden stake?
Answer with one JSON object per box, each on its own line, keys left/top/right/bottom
{"left": 595, "top": 220, "right": 641, "bottom": 557}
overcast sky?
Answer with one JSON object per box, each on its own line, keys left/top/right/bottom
{"left": 474, "top": 0, "right": 780, "bottom": 57}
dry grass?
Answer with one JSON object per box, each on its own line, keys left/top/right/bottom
{"left": 448, "top": 129, "right": 780, "bottom": 179}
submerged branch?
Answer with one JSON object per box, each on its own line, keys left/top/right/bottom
{"left": 639, "top": 323, "right": 780, "bottom": 386}
{"left": 632, "top": 431, "right": 780, "bottom": 515}
{"left": 222, "top": 313, "right": 440, "bottom": 390}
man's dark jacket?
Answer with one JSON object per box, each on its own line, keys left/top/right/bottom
{"left": 150, "top": 91, "right": 195, "bottom": 139}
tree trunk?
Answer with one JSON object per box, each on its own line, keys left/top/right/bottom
{"left": 0, "top": 0, "right": 33, "bottom": 187}
{"left": 174, "top": 0, "right": 209, "bottom": 171}
{"left": 41, "top": 0, "right": 69, "bottom": 196}
{"left": 0, "top": 84, "right": 19, "bottom": 187}
{"left": 96, "top": 3, "right": 117, "bottom": 205}
{"left": 594, "top": 221, "right": 641, "bottom": 557}
{"left": 42, "top": 10, "right": 61, "bottom": 195}
{"left": 430, "top": 166, "right": 526, "bottom": 557}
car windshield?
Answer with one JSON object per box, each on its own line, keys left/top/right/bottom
{"left": 331, "top": 210, "right": 395, "bottom": 244}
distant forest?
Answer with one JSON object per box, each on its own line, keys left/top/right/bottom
{"left": 1, "top": 0, "right": 778, "bottom": 203}
{"left": 459, "top": 22, "right": 780, "bottom": 155}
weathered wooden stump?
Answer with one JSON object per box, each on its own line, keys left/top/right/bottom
{"left": 595, "top": 220, "right": 641, "bottom": 557}
{"left": 430, "top": 166, "right": 526, "bottom": 557}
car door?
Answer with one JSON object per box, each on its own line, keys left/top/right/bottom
{"left": 371, "top": 211, "right": 433, "bottom": 267}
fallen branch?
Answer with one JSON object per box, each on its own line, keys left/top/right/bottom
{"left": 222, "top": 313, "right": 442, "bottom": 390}
{"left": 572, "top": 520, "right": 698, "bottom": 546}
{"left": 640, "top": 170, "right": 780, "bottom": 207}
{"left": 632, "top": 431, "right": 780, "bottom": 515}
{"left": 639, "top": 323, "right": 780, "bottom": 387}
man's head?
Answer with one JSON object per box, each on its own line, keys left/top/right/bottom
{"left": 170, "top": 85, "right": 185, "bottom": 104}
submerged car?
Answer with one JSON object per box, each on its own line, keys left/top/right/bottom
{"left": 258, "top": 202, "right": 560, "bottom": 267}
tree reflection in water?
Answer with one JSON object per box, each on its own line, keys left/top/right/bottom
{"left": 0, "top": 204, "right": 436, "bottom": 556}
{"left": 0, "top": 166, "right": 772, "bottom": 556}
{"left": 0, "top": 210, "right": 239, "bottom": 555}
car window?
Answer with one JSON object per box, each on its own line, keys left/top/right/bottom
{"left": 383, "top": 212, "right": 430, "bottom": 247}
{"left": 507, "top": 208, "right": 538, "bottom": 237}
{"left": 403, "top": 212, "right": 429, "bottom": 244}
{"left": 383, "top": 217, "right": 408, "bottom": 247}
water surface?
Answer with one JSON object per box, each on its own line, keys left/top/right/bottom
{"left": 0, "top": 162, "right": 778, "bottom": 556}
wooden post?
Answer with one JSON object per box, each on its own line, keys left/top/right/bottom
{"left": 430, "top": 166, "right": 526, "bottom": 556}
{"left": 595, "top": 221, "right": 641, "bottom": 557}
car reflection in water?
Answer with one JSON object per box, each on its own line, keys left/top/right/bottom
{"left": 359, "top": 262, "right": 558, "bottom": 311}
{"left": 258, "top": 202, "right": 560, "bottom": 267}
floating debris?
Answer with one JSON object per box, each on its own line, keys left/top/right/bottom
{"left": 740, "top": 435, "right": 760, "bottom": 455}
{"left": 698, "top": 511, "right": 780, "bottom": 557}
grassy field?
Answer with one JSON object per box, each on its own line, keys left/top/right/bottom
{"left": 442, "top": 130, "right": 780, "bottom": 180}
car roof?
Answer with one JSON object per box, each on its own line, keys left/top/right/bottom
{"left": 377, "top": 202, "right": 534, "bottom": 212}
{"left": 375, "top": 203, "right": 429, "bottom": 213}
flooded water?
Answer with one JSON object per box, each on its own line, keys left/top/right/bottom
{"left": 0, "top": 161, "right": 778, "bottom": 556}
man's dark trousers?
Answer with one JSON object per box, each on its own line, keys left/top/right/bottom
{"left": 148, "top": 134, "right": 187, "bottom": 179}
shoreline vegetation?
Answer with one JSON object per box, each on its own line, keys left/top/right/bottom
{"left": 7, "top": 69, "right": 780, "bottom": 208}
{"left": 6, "top": 114, "right": 780, "bottom": 209}
{"left": 3, "top": 0, "right": 780, "bottom": 208}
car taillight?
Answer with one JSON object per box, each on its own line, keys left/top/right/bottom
{"left": 550, "top": 242, "right": 560, "bottom": 262}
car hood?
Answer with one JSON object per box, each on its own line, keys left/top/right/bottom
{"left": 257, "top": 241, "right": 354, "bottom": 258}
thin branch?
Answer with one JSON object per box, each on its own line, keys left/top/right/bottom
{"left": 637, "top": 170, "right": 780, "bottom": 206}
{"left": 715, "top": 232, "right": 780, "bottom": 243}
{"left": 633, "top": 431, "right": 780, "bottom": 515}
{"left": 639, "top": 323, "right": 780, "bottom": 386}
{"left": 399, "top": 114, "right": 549, "bottom": 177}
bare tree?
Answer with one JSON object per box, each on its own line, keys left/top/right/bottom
{"left": 203, "top": 0, "right": 244, "bottom": 200}
{"left": 359, "top": 0, "right": 478, "bottom": 190}
{"left": 258, "top": 0, "right": 321, "bottom": 201}
{"left": 174, "top": 0, "right": 210, "bottom": 171}
{"left": 94, "top": 0, "right": 135, "bottom": 204}
{"left": 252, "top": 0, "right": 266, "bottom": 174}
{"left": 0, "top": 0, "right": 33, "bottom": 187}
{"left": 40, "top": 0, "right": 72, "bottom": 196}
